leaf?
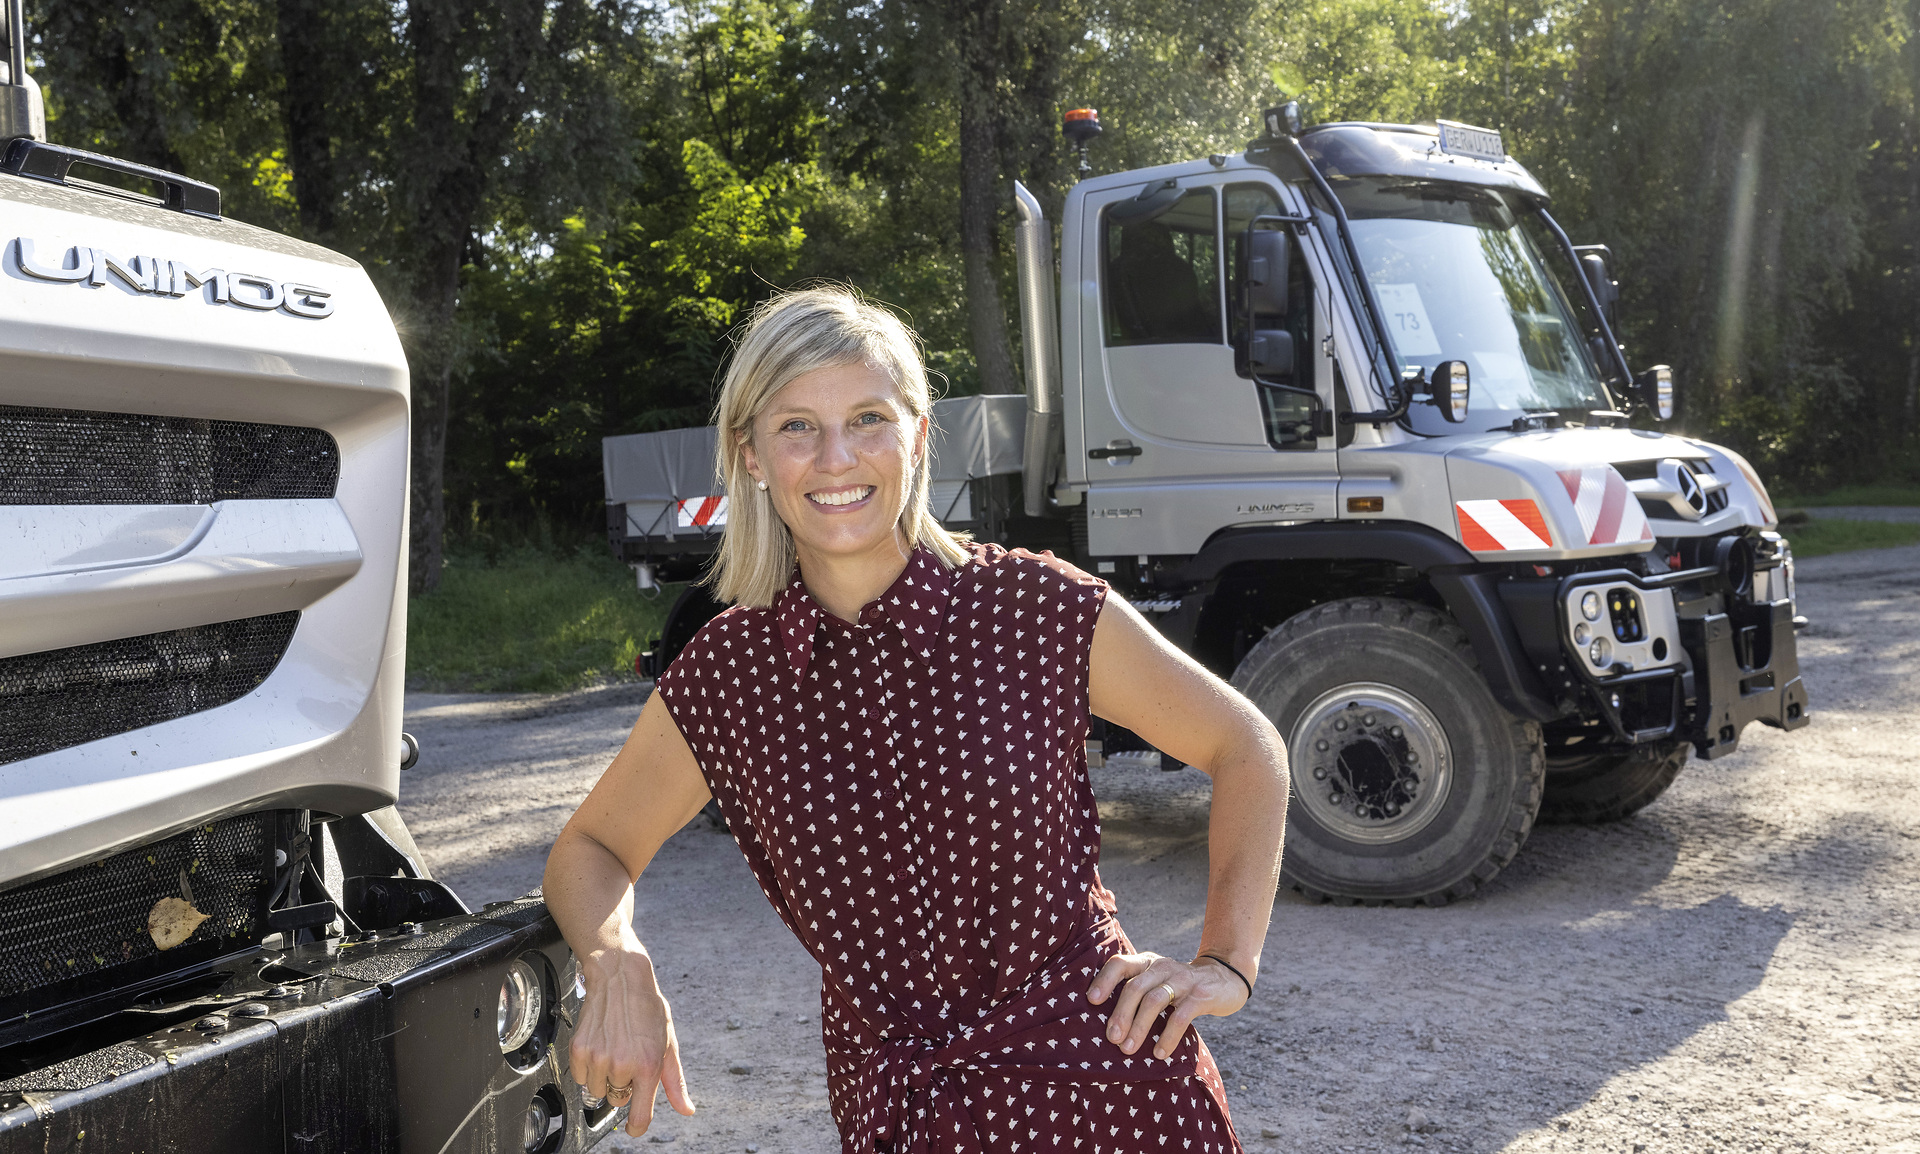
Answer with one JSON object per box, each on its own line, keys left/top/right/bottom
{"left": 148, "top": 896, "right": 210, "bottom": 951}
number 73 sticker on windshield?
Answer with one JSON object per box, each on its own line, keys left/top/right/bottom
{"left": 1373, "top": 283, "right": 1441, "bottom": 356}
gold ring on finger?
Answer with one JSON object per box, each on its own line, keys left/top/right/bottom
{"left": 1158, "top": 982, "right": 1176, "bottom": 1001}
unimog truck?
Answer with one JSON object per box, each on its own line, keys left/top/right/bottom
{"left": 606, "top": 105, "right": 1809, "bottom": 906}
{"left": 0, "top": 8, "right": 619, "bottom": 1148}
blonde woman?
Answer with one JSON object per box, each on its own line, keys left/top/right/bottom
{"left": 544, "top": 286, "right": 1289, "bottom": 1151}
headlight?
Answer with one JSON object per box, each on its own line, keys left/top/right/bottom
{"left": 1580, "top": 591, "right": 1602, "bottom": 621}
{"left": 1780, "top": 539, "right": 1796, "bottom": 607}
{"left": 499, "top": 959, "right": 544, "bottom": 1053}
{"left": 1574, "top": 622, "right": 1591, "bottom": 645}
{"left": 1588, "top": 638, "right": 1612, "bottom": 666}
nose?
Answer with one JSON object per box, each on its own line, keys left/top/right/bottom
{"left": 815, "top": 423, "right": 859, "bottom": 475}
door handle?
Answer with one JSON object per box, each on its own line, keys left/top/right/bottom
{"left": 1089, "top": 441, "right": 1143, "bottom": 460}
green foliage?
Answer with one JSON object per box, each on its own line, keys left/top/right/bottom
{"left": 1778, "top": 517, "right": 1920, "bottom": 557}
{"left": 1777, "top": 484, "right": 1920, "bottom": 506}
{"left": 25, "top": 0, "right": 1920, "bottom": 543}
{"left": 406, "top": 541, "right": 677, "bottom": 692}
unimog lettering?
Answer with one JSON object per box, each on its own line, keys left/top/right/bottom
{"left": 13, "top": 238, "right": 335, "bottom": 318}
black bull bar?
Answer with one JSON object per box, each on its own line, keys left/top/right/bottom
{"left": 0, "top": 897, "right": 624, "bottom": 1153}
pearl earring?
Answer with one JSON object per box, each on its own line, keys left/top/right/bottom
{"left": 756, "top": 479, "right": 768, "bottom": 491}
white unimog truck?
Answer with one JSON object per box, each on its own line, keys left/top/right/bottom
{"left": 605, "top": 104, "right": 1810, "bottom": 908}
{"left": 0, "top": 8, "right": 619, "bottom": 1149}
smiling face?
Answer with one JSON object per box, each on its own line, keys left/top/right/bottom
{"left": 740, "top": 360, "right": 929, "bottom": 574}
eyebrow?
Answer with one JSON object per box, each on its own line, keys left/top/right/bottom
{"left": 764, "top": 396, "right": 902, "bottom": 422}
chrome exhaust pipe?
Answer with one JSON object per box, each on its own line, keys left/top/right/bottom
{"left": 1013, "top": 181, "right": 1060, "bottom": 518}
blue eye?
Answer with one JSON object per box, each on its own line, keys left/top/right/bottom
{"left": 780, "top": 419, "right": 809, "bottom": 433}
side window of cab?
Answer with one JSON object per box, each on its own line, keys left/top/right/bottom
{"left": 1103, "top": 188, "right": 1221, "bottom": 346}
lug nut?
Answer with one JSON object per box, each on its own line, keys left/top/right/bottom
{"left": 1312, "top": 766, "right": 1327, "bottom": 781}
{"left": 1316, "top": 739, "right": 1330, "bottom": 752}
{"left": 1335, "top": 719, "right": 1348, "bottom": 731}
{"left": 1390, "top": 726, "right": 1403, "bottom": 738}
{"left": 1362, "top": 714, "right": 1375, "bottom": 726}
{"left": 1329, "top": 793, "right": 1343, "bottom": 805}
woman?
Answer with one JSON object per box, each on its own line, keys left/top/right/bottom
{"left": 544, "top": 286, "right": 1289, "bottom": 1152}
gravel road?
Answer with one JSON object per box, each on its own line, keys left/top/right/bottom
{"left": 399, "top": 545, "right": 1920, "bottom": 1153}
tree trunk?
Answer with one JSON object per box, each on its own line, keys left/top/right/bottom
{"left": 274, "top": 0, "right": 339, "bottom": 239}
{"left": 953, "top": 2, "right": 1021, "bottom": 397}
{"left": 401, "top": 0, "right": 544, "bottom": 592}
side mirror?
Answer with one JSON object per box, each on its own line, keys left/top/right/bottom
{"left": 1635, "top": 364, "right": 1674, "bottom": 421}
{"left": 1579, "top": 249, "right": 1619, "bottom": 328}
{"left": 1249, "top": 329, "right": 1294, "bottom": 379}
{"left": 1244, "top": 229, "right": 1290, "bottom": 317}
{"left": 1430, "top": 359, "right": 1470, "bottom": 422}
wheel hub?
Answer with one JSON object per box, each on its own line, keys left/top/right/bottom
{"left": 1289, "top": 682, "right": 1453, "bottom": 844}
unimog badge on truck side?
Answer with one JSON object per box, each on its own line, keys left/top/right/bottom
{"left": 12, "top": 237, "right": 334, "bottom": 318}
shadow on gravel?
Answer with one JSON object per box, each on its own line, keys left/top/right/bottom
{"left": 1092, "top": 767, "right": 1796, "bottom": 1149}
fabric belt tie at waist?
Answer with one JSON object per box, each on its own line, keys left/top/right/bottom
{"left": 860, "top": 1034, "right": 969, "bottom": 1154}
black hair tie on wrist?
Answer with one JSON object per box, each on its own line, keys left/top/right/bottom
{"left": 1198, "top": 953, "right": 1254, "bottom": 1000}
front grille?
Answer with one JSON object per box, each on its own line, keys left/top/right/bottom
{"left": 0, "top": 612, "right": 300, "bottom": 767}
{"left": 0, "top": 405, "right": 339, "bottom": 504}
{"left": 0, "top": 812, "right": 279, "bottom": 1012}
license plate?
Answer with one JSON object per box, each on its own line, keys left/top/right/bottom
{"left": 1437, "top": 119, "right": 1505, "bottom": 162}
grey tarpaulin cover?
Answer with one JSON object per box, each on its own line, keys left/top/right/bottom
{"left": 601, "top": 395, "right": 1027, "bottom": 540}
{"left": 602, "top": 424, "right": 721, "bottom": 505}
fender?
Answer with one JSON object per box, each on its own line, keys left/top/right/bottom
{"left": 1166, "top": 522, "right": 1562, "bottom": 723}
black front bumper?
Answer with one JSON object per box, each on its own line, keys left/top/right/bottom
{"left": 1501, "top": 564, "right": 1810, "bottom": 758}
{"left": 0, "top": 896, "right": 623, "bottom": 1153}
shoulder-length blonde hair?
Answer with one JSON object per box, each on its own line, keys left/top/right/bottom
{"left": 706, "top": 285, "right": 971, "bottom": 607}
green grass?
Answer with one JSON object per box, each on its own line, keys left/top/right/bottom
{"left": 1775, "top": 516, "right": 1920, "bottom": 558}
{"left": 407, "top": 543, "right": 679, "bottom": 693}
{"left": 1772, "top": 484, "right": 1920, "bottom": 507}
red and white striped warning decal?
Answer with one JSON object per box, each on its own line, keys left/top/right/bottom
{"left": 676, "top": 495, "right": 728, "bottom": 528}
{"left": 1455, "top": 499, "right": 1554, "bottom": 552}
{"left": 1556, "top": 466, "right": 1652, "bottom": 546}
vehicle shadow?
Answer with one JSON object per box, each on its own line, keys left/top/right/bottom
{"left": 1093, "top": 765, "right": 1795, "bottom": 1152}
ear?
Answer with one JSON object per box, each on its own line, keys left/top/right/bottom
{"left": 738, "top": 428, "right": 763, "bottom": 485}
{"left": 913, "top": 413, "right": 930, "bottom": 467}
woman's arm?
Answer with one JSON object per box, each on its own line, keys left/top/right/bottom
{"left": 1082, "top": 594, "right": 1290, "bottom": 1059}
{"left": 543, "top": 691, "right": 713, "bottom": 1137}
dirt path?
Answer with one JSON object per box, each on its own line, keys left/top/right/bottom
{"left": 399, "top": 545, "right": 1920, "bottom": 1153}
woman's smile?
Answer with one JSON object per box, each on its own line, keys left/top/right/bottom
{"left": 807, "top": 484, "right": 875, "bottom": 509}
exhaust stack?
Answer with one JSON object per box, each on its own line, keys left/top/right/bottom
{"left": 1013, "top": 180, "right": 1060, "bottom": 518}
{"left": 1, "top": 0, "right": 45, "bottom": 144}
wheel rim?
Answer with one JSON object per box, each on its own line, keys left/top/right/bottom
{"left": 1288, "top": 682, "right": 1454, "bottom": 844}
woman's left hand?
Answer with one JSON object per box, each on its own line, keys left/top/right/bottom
{"left": 1087, "top": 952, "right": 1251, "bottom": 1060}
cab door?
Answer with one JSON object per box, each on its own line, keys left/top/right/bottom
{"left": 1074, "top": 173, "right": 1341, "bottom": 557}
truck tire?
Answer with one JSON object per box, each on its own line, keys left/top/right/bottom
{"left": 1231, "top": 597, "right": 1544, "bottom": 906}
{"left": 1537, "top": 740, "right": 1688, "bottom": 824}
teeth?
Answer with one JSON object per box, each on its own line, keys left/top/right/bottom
{"left": 808, "top": 486, "right": 873, "bottom": 507}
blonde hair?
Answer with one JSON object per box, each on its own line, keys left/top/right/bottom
{"left": 707, "top": 286, "right": 971, "bottom": 607}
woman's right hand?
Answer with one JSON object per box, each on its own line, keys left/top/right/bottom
{"left": 570, "top": 946, "right": 696, "bottom": 1136}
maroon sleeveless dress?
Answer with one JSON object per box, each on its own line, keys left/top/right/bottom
{"left": 656, "top": 543, "right": 1239, "bottom": 1154}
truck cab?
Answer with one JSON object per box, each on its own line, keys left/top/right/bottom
{"left": 1018, "top": 111, "right": 1807, "bottom": 902}
{"left": 0, "top": 12, "right": 617, "bottom": 1147}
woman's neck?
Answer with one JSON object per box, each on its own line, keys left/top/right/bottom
{"left": 795, "top": 531, "right": 914, "bottom": 623}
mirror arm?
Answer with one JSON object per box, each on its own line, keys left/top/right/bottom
{"left": 1281, "top": 134, "right": 1404, "bottom": 412}
{"left": 1536, "top": 208, "right": 1635, "bottom": 401}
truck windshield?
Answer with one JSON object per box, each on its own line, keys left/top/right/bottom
{"left": 1330, "top": 178, "right": 1611, "bottom": 421}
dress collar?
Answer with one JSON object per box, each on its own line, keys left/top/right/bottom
{"left": 774, "top": 546, "right": 957, "bottom": 677}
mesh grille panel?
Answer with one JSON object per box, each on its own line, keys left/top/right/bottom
{"left": 0, "top": 813, "right": 276, "bottom": 1002}
{"left": 0, "top": 612, "right": 300, "bottom": 767}
{"left": 0, "top": 405, "right": 339, "bottom": 504}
